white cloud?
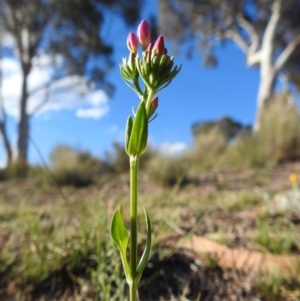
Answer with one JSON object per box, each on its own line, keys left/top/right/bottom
{"left": 76, "top": 106, "right": 109, "bottom": 119}
{"left": 88, "top": 90, "right": 108, "bottom": 106}
{"left": 159, "top": 141, "right": 187, "bottom": 156}
{"left": 1, "top": 55, "right": 110, "bottom": 120}
{"left": 2, "top": 32, "right": 15, "bottom": 48}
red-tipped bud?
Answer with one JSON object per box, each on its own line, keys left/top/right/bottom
{"left": 148, "top": 96, "right": 158, "bottom": 118}
{"left": 127, "top": 32, "right": 138, "bottom": 54}
{"left": 137, "top": 20, "right": 151, "bottom": 50}
{"left": 151, "top": 96, "right": 158, "bottom": 109}
{"left": 153, "top": 35, "right": 165, "bottom": 56}
{"left": 147, "top": 43, "right": 153, "bottom": 52}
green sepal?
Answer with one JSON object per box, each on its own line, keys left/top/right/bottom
{"left": 136, "top": 58, "right": 153, "bottom": 89}
{"left": 127, "top": 101, "right": 148, "bottom": 156}
{"left": 136, "top": 206, "right": 152, "bottom": 279}
{"left": 125, "top": 116, "right": 133, "bottom": 155}
{"left": 152, "top": 56, "right": 160, "bottom": 72}
{"left": 159, "top": 54, "right": 167, "bottom": 67}
{"left": 110, "top": 209, "right": 131, "bottom": 280}
{"left": 156, "top": 65, "right": 182, "bottom": 92}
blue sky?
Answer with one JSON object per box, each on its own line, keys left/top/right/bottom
{"left": 1, "top": 2, "right": 264, "bottom": 165}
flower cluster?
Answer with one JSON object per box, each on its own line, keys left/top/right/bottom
{"left": 120, "top": 20, "right": 181, "bottom": 121}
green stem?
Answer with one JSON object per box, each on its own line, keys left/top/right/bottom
{"left": 145, "top": 89, "right": 155, "bottom": 114}
{"left": 130, "top": 156, "right": 139, "bottom": 300}
{"left": 129, "top": 280, "right": 138, "bottom": 301}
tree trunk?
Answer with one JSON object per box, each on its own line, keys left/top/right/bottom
{"left": 0, "top": 55, "right": 12, "bottom": 165}
{"left": 0, "top": 121, "right": 12, "bottom": 164}
{"left": 253, "top": 67, "right": 276, "bottom": 132}
{"left": 17, "top": 70, "right": 30, "bottom": 163}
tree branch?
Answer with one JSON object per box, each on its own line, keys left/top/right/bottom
{"left": 29, "top": 80, "right": 85, "bottom": 116}
{"left": 4, "top": 4, "right": 23, "bottom": 57}
{"left": 261, "top": 0, "right": 282, "bottom": 65}
{"left": 237, "top": 13, "right": 260, "bottom": 54}
{"left": 28, "top": 74, "right": 64, "bottom": 97}
{"left": 275, "top": 34, "right": 300, "bottom": 72}
{"left": 227, "top": 13, "right": 262, "bottom": 66}
{"left": 30, "top": 82, "right": 51, "bottom": 115}
{"left": 227, "top": 28, "right": 249, "bottom": 54}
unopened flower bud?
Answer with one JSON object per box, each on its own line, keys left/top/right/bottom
{"left": 137, "top": 20, "right": 151, "bottom": 50}
{"left": 151, "top": 96, "right": 158, "bottom": 109}
{"left": 147, "top": 43, "right": 153, "bottom": 52}
{"left": 153, "top": 35, "right": 165, "bottom": 56}
{"left": 148, "top": 96, "right": 158, "bottom": 118}
{"left": 127, "top": 32, "right": 138, "bottom": 54}
{"left": 128, "top": 52, "right": 136, "bottom": 72}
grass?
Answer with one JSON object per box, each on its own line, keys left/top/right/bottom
{"left": 256, "top": 272, "right": 300, "bottom": 299}
{"left": 0, "top": 179, "right": 128, "bottom": 300}
{"left": 2, "top": 93, "right": 300, "bottom": 299}
{"left": 216, "top": 190, "right": 262, "bottom": 211}
{"left": 254, "top": 219, "right": 297, "bottom": 254}
{"left": 0, "top": 166, "right": 300, "bottom": 300}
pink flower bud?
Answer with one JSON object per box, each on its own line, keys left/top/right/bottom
{"left": 127, "top": 32, "right": 138, "bottom": 54}
{"left": 153, "top": 35, "right": 165, "bottom": 56}
{"left": 148, "top": 96, "right": 159, "bottom": 118}
{"left": 137, "top": 20, "right": 151, "bottom": 50}
{"left": 151, "top": 96, "right": 158, "bottom": 109}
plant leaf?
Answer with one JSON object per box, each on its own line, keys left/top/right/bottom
{"left": 125, "top": 116, "right": 133, "bottom": 155}
{"left": 136, "top": 206, "right": 152, "bottom": 278}
{"left": 110, "top": 209, "right": 131, "bottom": 279}
{"left": 128, "top": 101, "right": 148, "bottom": 156}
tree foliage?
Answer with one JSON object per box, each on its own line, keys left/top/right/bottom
{"left": 192, "top": 116, "right": 251, "bottom": 142}
{"left": 159, "top": 0, "right": 300, "bottom": 130}
{"left": 0, "top": 0, "right": 143, "bottom": 163}
{"left": 159, "top": 0, "right": 300, "bottom": 69}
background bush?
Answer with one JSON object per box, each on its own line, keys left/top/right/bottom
{"left": 258, "top": 93, "right": 300, "bottom": 162}
{"left": 50, "top": 145, "right": 108, "bottom": 187}
{"left": 219, "top": 93, "right": 300, "bottom": 168}
{"left": 106, "top": 141, "right": 154, "bottom": 173}
{"left": 187, "top": 127, "right": 228, "bottom": 172}
{"left": 146, "top": 155, "right": 190, "bottom": 186}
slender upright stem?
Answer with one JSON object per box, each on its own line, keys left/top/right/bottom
{"left": 145, "top": 88, "right": 155, "bottom": 113}
{"left": 129, "top": 280, "right": 138, "bottom": 301}
{"left": 130, "top": 156, "right": 139, "bottom": 300}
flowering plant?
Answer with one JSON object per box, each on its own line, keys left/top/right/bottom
{"left": 110, "top": 20, "right": 181, "bottom": 301}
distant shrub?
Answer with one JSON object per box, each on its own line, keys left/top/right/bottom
{"left": 106, "top": 142, "right": 130, "bottom": 173}
{"left": 50, "top": 145, "right": 106, "bottom": 187}
{"left": 107, "top": 141, "right": 154, "bottom": 173}
{"left": 220, "top": 93, "right": 300, "bottom": 168}
{"left": 192, "top": 116, "right": 248, "bottom": 140}
{"left": 186, "top": 127, "right": 227, "bottom": 171}
{"left": 258, "top": 93, "right": 300, "bottom": 162}
{"left": 0, "top": 160, "right": 30, "bottom": 181}
{"left": 147, "top": 155, "right": 189, "bottom": 186}
{"left": 0, "top": 160, "right": 49, "bottom": 182}
{"left": 219, "top": 134, "right": 267, "bottom": 168}
{"left": 0, "top": 168, "right": 7, "bottom": 181}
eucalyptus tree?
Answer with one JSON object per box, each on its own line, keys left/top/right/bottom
{"left": 159, "top": 0, "right": 300, "bottom": 131}
{"left": 0, "top": 0, "right": 143, "bottom": 164}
